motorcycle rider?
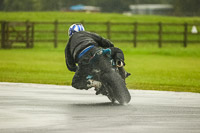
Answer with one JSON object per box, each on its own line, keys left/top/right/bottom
{"left": 65, "top": 23, "right": 130, "bottom": 91}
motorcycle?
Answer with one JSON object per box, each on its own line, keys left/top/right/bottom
{"left": 87, "top": 48, "right": 131, "bottom": 105}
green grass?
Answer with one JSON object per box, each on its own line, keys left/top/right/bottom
{"left": 0, "top": 44, "right": 70, "bottom": 85}
{"left": 0, "top": 43, "right": 200, "bottom": 93}
{"left": 1, "top": 12, "right": 200, "bottom": 23}
{"left": 0, "top": 12, "right": 200, "bottom": 93}
{"left": 1, "top": 12, "right": 200, "bottom": 42}
{"left": 126, "top": 51, "right": 200, "bottom": 92}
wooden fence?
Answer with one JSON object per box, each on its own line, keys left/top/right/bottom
{"left": 0, "top": 20, "right": 200, "bottom": 48}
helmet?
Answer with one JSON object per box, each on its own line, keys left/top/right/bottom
{"left": 68, "top": 24, "right": 85, "bottom": 37}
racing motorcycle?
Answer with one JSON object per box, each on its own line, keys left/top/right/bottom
{"left": 87, "top": 48, "right": 131, "bottom": 105}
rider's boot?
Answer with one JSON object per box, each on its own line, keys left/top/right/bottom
{"left": 116, "top": 60, "right": 131, "bottom": 79}
{"left": 125, "top": 71, "right": 131, "bottom": 78}
{"left": 87, "top": 79, "right": 104, "bottom": 95}
{"left": 118, "top": 67, "right": 131, "bottom": 80}
{"left": 87, "top": 79, "right": 102, "bottom": 89}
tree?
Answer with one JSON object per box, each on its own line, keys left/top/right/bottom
{"left": 40, "top": 0, "right": 60, "bottom": 11}
{"left": 0, "top": 0, "right": 4, "bottom": 11}
{"left": 97, "top": 0, "right": 129, "bottom": 12}
{"left": 0, "top": 0, "right": 200, "bottom": 16}
{"left": 173, "top": 0, "right": 200, "bottom": 16}
{"left": 3, "top": 0, "right": 34, "bottom": 11}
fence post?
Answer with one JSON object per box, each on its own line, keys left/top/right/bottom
{"left": 26, "top": 20, "right": 30, "bottom": 48}
{"left": 184, "top": 23, "right": 188, "bottom": 48}
{"left": 133, "top": 22, "right": 137, "bottom": 47}
{"left": 31, "top": 22, "right": 34, "bottom": 48}
{"left": 158, "top": 22, "right": 162, "bottom": 48}
{"left": 1, "top": 21, "right": 5, "bottom": 48}
{"left": 6, "top": 22, "right": 9, "bottom": 48}
{"left": 54, "top": 20, "right": 58, "bottom": 48}
{"left": 107, "top": 21, "right": 111, "bottom": 40}
{"left": 1, "top": 21, "right": 9, "bottom": 48}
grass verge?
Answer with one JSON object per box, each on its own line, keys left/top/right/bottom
{"left": 0, "top": 43, "right": 200, "bottom": 93}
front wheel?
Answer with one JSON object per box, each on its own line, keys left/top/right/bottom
{"left": 102, "top": 70, "right": 131, "bottom": 105}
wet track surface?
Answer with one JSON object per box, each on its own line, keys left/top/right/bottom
{"left": 0, "top": 82, "right": 200, "bottom": 133}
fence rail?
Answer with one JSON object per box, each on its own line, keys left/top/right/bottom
{"left": 0, "top": 20, "right": 200, "bottom": 48}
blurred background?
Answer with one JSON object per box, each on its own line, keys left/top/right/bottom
{"left": 0, "top": 0, "right": 200, "bottom": 16}
{"left": 0, "top": 0, "right": 200, "bottom": 93}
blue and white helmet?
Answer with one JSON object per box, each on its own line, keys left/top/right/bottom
{"left": 68, "top": 24, "right": 85, "bottom": 37}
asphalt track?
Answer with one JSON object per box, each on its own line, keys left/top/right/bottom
{"left": 0, "top": 82, "right": 200, "bottom": 133}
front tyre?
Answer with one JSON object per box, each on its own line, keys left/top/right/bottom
{"left": 102, "top": 70, "right": 131, "bottom": 105}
